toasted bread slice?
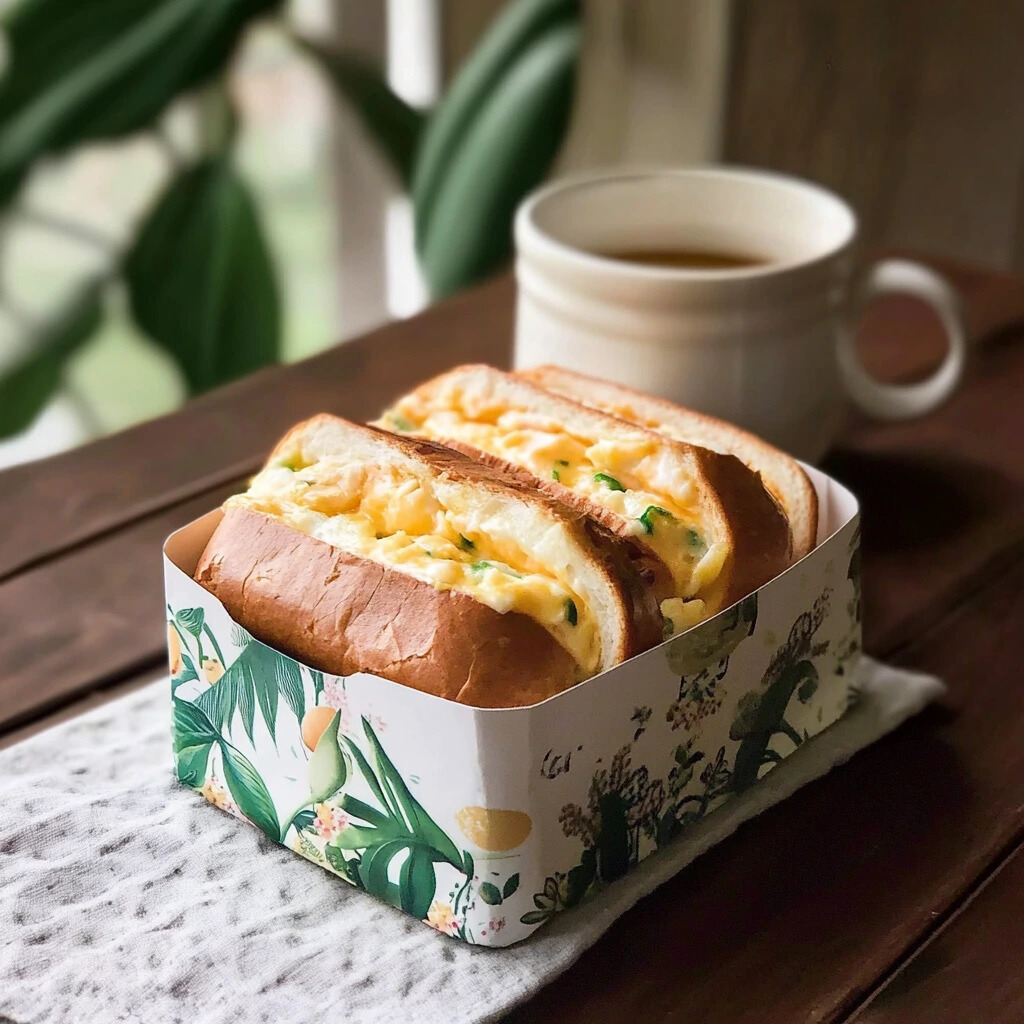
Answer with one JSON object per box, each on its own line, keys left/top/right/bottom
{"left": 519, "top": 364, "right": 818, "bottom": 559}
{"left": 194, "top": 416, "right": 663, "bottom": 707}
{"left": 378, "top": 366, "right": 793, "bottom": 633}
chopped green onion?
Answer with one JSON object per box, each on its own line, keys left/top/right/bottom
{"left": 555, "top": 459, "right": 569, "bottom": 466}
{"left": 638, "top": 505, "right": 673, "bottom": 535}
{"left": 564, "top": 598, "right": 578, "bottom": 626}
{"left": 551, "top": 469, "right": 560, "bottom": 481}
{"left": 470, "top": 560, "right": 523, "bottom": 578}
{"left": 686, "top": 528, "right": 705, "bottom": 551}
{"left": 459, "top": 534, "right": 475, "bottom": 551}
{"left": 594, "top": 472, "right": 625, "bottom": 492}
{"left": 389, "top": 413, "right": 414, "bottom": 432}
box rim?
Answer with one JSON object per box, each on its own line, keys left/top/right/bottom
{"left": 163, "top": 464, "right": 859, "bottom": 715}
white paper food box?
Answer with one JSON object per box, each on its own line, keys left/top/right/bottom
{"left": 163, "top": 465, "right": 861, "bottom": 947}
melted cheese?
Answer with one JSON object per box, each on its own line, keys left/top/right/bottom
{"left": 382, "top": 394, "right": 729, "bottom": 634}
{"left": 227, "top": 449, "right": 599, "bottom": 676}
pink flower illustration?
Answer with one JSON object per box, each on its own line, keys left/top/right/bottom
{"left": 312, "top": 802, "right": 350, "bottom": 840}
{"left": 322, "top": 678, "right": 352, "bottom": 732}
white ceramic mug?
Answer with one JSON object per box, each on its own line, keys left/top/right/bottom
{"left": 512, "top": 167, "right": 966, "bottom": 462}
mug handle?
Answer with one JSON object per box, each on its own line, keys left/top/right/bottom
{"left": 837, "top": 258, "right": 967, "bottom": 420}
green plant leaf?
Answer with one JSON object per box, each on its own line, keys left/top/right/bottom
{"left": 238, "top": 668, "right": 256, "bottom": 743}
{"left": 174, "top": 607, "right": 205, "bottom": 637}
{"left": 171, "top": 651, "right": 199, "bottom": 692}
{"left": 417, "top": 19, "right": 579, "bottom": 297}
{"left": 360, "top": 717, "right": 463, "bottom": 869}
{"left": 292, "top": 35, "right": 424, "bottom": 186}
{"left": 411, "top": 0, "right": 578, "bottom": 246}
{"left": 172, "top": 696, "right": 220, "bottom": 750}
{"left": 340, "top": 734, "right": 394, "bottom": 819}
{"left": 230, "top": 623, "right": 251, "bottom": 648}
{"left": 502, "top": 873, "right": 520, "bottom": 899}
{"left": 361, "top": 839, "right": 408, "bottom": 899}
{"left": 478, "top": 881, "right": 502, "bottom": 906}
{"left": 520, "top": 909, "right": 552, "bottom": 925}
{"left": 175, "top": 741, "right": 212, "bottom": 787}
{"left": 400, "top": 845, "right": 437, "bottom": 921}
{"left": 254, "top": 667, "right": 279, "bottom": 744}
{"left": 195, "top": 638, "right": 301, "bottom": 742}
{"left": 308, "top": 711, "right": 348, "bottom": 804}
{"left": 292, "top": 808, "right": 316, "bottom": 833}
{"left": 0, "top": 280, "right": 102, "bottom": 439}
{"left": 0, "top": 0, "right": 283, "bottom": 206}
{"left": 218, "top": 740, "right": 279, "bottom": 840}
{"left": 309, "top": 670, "right": 325, "bottom": 702}
{"left": 125, "top": 158, "right": 280, "bottom": 394}
{"left": 331, "top": 822, "right": 402, "bottom": 851}
{"left": 732, "top": 660, "right": 815, "bottom": 793}
{"left": 274, "top": 655, "right": 305, "bottom": 724}
{"left": 325, "top": 842, "right": 363, "bottom": 887}
{"left": 339, "top": 793, "right": 393, "bottom": 831}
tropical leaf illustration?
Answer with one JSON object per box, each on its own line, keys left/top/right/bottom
{"left": 731, "top": 658, "right": 820, "bottom": 793}
{"left": 220, "top": 742, "right": 280, "bottom": 840}
{"left": 172, "top": 650, "right": 199, "bottom": 691}
{"left": 172, "top": 696, "right": 280, "bottom": 840}
{"left": 194, "top": 635, "right": 305, "bottom": 742}
{"left": 175, "top": 607, "right": 205, "bottom": 638}
{"left": 321, "top": 717, "right": 468, "bottom": 920}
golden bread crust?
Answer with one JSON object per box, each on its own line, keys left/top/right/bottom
{"left": 519, "top": 364, "right": 818, "bottom": 559}
{"left": 195, "top": 507, "right": 580, "bottom": 708}
{"left": 393, "top": 365, "right": 793, "bottom": 614}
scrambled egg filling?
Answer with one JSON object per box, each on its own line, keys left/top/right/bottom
{"left": 227, "top": 448, "right": 599, "bottom": 676}
{"left": 382, "top": 396, "right": 729, "bottom": 634}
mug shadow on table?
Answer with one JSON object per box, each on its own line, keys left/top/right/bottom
{"left": 823, "top": 446, "right": 1017, "bottom": 553}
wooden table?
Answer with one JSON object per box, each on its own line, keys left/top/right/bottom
{"left": 2, "top": 256, "right": 1022, "bottom": 1023}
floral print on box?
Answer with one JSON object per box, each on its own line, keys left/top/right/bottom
{"left": 165, "top": 496, "right": 861, "bottom": 947}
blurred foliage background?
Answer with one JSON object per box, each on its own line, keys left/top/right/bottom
{"left": 0, "top": 0, "right": 580, "bottom": 463}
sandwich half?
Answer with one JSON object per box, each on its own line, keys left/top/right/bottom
{"left": 378, "top": 365, "right": 794, "bottom": 635}
{"left": 518, "top": 364, "right": 818, "bottom": 559}
{"left": 193, "top": 415, "right": 664, "bottom": 707}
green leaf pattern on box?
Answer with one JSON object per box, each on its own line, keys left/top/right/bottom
{"left": 166, "top": 507, "right": 862, "bottom": 947}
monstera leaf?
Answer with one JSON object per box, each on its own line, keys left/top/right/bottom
{"left": 172, "top": 696, "right": 279, "bottom": 839}
{"left": 324, "top": 718, "right": 467, "bottom": 919}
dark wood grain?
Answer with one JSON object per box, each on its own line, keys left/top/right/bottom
{"left": 0, "top": 276, "right": 513, "bottom": 583}
{"left": 0, "top": 483, "right": 245, "bottom": 734}
{"left": 856, "top": 843, "right": 1024, "bottom": 1023}
{"left": 724, "top": 1, "right": 1024, "bottom": 269}
{"left": 0, "top": 255, "right": 1022, "bottom": 1023}
{"left": 830, "top": 317, "right": 1024, "bottom": 656}
{"left": 508, "top": 548, "right": 1024, "bottom": 1024}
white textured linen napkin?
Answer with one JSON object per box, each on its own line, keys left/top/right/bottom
{"left": 0, "top": 657, "right": 941, "bottom": 1024}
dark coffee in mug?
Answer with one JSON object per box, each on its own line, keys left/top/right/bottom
{"left": 598, "top": 248, "right": 767, "bottom": 271}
